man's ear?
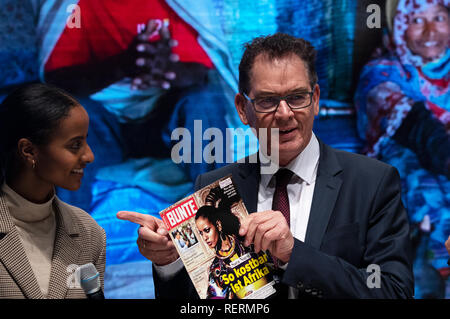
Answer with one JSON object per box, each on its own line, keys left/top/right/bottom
{"left": 17, "top": 138, "right": 37, "bottom": 167}
{"left": 313, "top": 84, "right": 320, "bottom": 116}
{"left": 234, "top": 93, "right": 249, "bottom": 125}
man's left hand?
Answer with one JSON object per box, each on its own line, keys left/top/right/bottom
{"left": 239, "top": 210, "right": 294, "bottom": 264}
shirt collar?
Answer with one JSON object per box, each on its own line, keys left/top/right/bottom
{"left": 260, "top": 132, "right": 320, "bottom": 188}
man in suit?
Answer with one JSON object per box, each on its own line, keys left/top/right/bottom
{"left": 117, "top": 33, "right": 414, "bottom": 298}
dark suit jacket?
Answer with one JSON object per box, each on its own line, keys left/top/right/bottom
{"left": 154, "top": 140, "right": 414, "bottom": 299}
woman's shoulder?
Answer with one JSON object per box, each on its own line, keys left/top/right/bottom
{"left": 54, "top": 197, "right": 105, "bottom": 239}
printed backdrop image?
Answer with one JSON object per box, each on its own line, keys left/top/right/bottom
{"left": 0, "top": 0, "right": 448, "bottom": 299}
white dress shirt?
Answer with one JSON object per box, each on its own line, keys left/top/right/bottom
{"left": 154, "top": 134, "right": 320, "bottom": 298}
{"left": 258, "top": 132, "right": 320, "bottom": 243}
{"left": 259, "top": 133, "right": 320, "bottom": 298}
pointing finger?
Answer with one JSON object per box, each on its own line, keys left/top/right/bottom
{"left": 116, "top": 211, "right": 158, "bottom": 230}
{"left": 138, "top": 226, "right": 171, "bottom": 247}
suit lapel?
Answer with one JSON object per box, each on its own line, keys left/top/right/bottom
{"left": 46, "top": 199, "right": 81, "bottom": 299}
{"left": 235, "top": 157, "right": 260, "bottom": 214}
{"left": 304, "top": 141, "right": 343, "bottom": 249}
{"left": 0, "top": 195, "right": 44, "bottom": 299}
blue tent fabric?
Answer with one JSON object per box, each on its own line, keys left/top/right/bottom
{"left": 104, "top": 261, "right": 154, "bottom": 299}
{"left": 218, "top": 0, "right": 279, "bottom": 76}
{"left": 276, "top": 0, "right": 356, "bottom": 102}
{"left": 0, "top": 0, "right": 39, "bottom": 88}
{"left": 95, "top": 158, "right": 193, "bottom": 206}
{"left": 277, "top": 0, "right": 332, "bottom": 99}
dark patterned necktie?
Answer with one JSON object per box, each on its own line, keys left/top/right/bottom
{"left": 271, "top": 168, "right": 294, "bottom": 298}
{"left": 272, "top": 168, "right": 294, "bottom": 226}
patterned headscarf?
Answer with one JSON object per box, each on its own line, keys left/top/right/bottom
{"left": 391, "top": 0, "right": 450, "bottom": 67}
{"left": 354, "top": 0, "right": 449, "bottom": 156}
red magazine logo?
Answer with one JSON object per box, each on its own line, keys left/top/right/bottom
{"left": 162, "top": 198, "right": 198, "bottom": 229}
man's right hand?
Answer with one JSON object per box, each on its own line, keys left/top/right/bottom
{"left": 116, "top": 211, "right": 179, "bottom": 266}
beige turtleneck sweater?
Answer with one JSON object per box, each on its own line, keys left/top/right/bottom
{"left": 1, "top": 183, "right": 56, "bottom": 297}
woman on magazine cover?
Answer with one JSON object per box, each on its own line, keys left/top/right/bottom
{"left": 195, "top": 185, "right": 273, "bottom": 299}
{"left": 195, "top": 204, "right": 250, "bottom": 299}
{"left": 0, "top": 83, "right": 106, "bottom": 298}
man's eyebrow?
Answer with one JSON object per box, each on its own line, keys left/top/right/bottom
{"left": 255, "top": 87, "right": 311, "bottom": 96}
{"left": 288, "top": 88, "right": 311, "bottom": 94}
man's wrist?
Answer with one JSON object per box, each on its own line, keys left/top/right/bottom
{"left": 153, "top": 257, "right": 183, "bottom": 280}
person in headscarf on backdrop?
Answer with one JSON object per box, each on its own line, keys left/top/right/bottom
{"left": 354, "top": 0, "right": 450, "bottom": 298}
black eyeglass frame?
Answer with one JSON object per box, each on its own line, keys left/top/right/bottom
{"left": 242, "top": 91, "right": 314, "bottom": 113}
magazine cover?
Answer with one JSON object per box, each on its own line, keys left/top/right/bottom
{"left": 159, "top": 175, "right": 277, "bottom": 299}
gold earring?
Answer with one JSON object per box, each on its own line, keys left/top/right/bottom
{"left": 32, "top": 160, "right": 36, "bottom": 169}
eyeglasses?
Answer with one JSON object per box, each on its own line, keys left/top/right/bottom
{"left": 243, "top": 91, "right": 314, "bottom": 113}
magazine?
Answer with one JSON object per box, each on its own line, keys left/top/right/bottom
{"left": 159, "top": 175, "right": 277, "bottom": 299}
